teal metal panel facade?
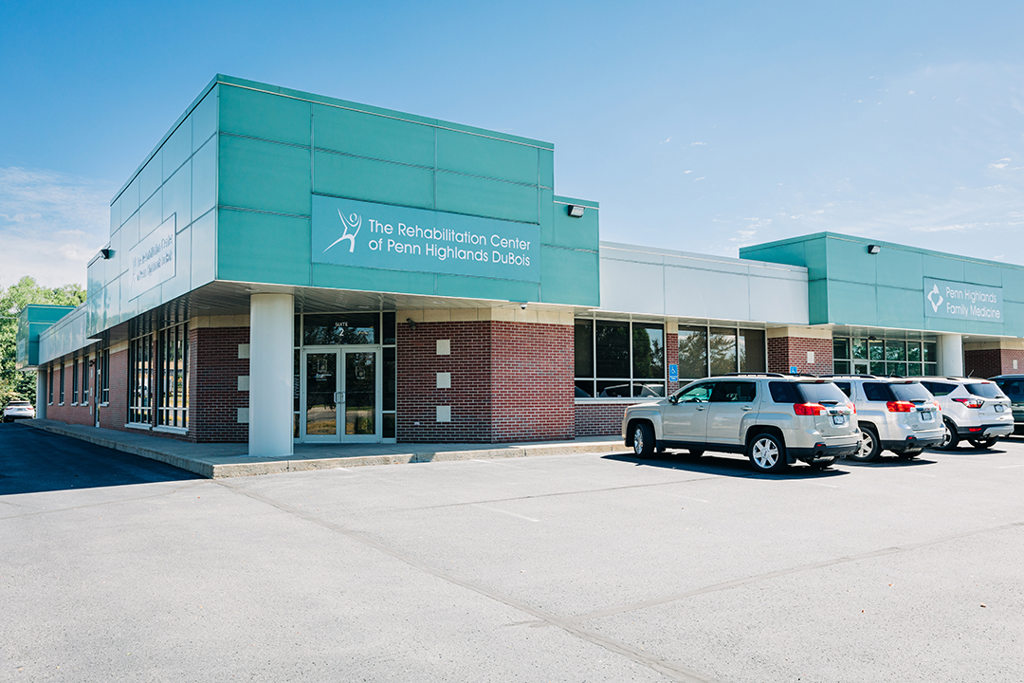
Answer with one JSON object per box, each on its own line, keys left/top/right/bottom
{"left": 740, "top": 232, "right": 1024, "bottom": 336}
{"left": 15, "top": 305, "right": 76, "bottom": 369}
{"left": 214, "top": 76, "right": 599, "bottom": 306}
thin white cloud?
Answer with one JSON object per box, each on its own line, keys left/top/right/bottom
{"left": 683, "top": 169, "right": 693, "bottom": 174}
{"left": 660, "top": 136, "right": 672, "bottom": 144}
{"left": 989, "top": 157, "right": 1011, "bottom": 169}
{"left": 690, "top": 141, "right": 707, "bottom": 146}
{"left": 0, "top": 167, "right": 113, "bottom": 288}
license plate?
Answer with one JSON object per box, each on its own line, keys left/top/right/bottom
{"left": 995, "top": 404, "right": 1005, "bottom": 413}
{"left": 832, "top": 415, "right": 846, "bottom": 426}
{"left": 921, "top": 411, "right": 934, "bottom": 422}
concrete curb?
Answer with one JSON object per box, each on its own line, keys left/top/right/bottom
{"left": 23, "top": 420, "right": 625, "bottom": 479}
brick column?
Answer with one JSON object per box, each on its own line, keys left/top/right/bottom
{"left": 964, "top": 341, "right": 1024, "bottom": 377}
{"left": 766, "top": 326, "right": 833, "bottom": 375}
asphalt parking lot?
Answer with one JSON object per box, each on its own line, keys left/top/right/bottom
{"left": 2, "top": 422, "right": 1023, "bottom": 682}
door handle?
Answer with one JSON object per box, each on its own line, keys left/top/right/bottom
{"left": 696, "top": 406, "right": 706, "bottom": 411}
{"left": 742, "top": 406, "right": 753, "bottom": 411}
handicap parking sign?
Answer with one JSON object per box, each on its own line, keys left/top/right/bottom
{"left": 668, "top": 364, "right": 678, "bottom": 382}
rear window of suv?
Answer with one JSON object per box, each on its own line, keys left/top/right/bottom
{"left": 921, "top": 381, "right": 956, "bottom": 397}
{"left": 889, "top": 382, "right": 933, "bottom": 401}
{"left": 769, "top": 381, "right": 848, "bottom": 404}
{"left": 994, "top": 378, "right": 1024, "bottom": 399}
{"left": 863, "top": 382, "right": 895, "bottom": 401}
{"left": 965, "top": 382, "right": 1007, "bottom": 399}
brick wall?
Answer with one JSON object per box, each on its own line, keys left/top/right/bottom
{"left": 491, "top": 322, "right": 574, "bottom": 441}
{"left": 666, "top": 332, "right": 680, "bottom": 394}
{"left": 97, "top": 348, "right": 128, "bottom": 429}
{"left": 965, "top": 348, "right": 1024, "bottom": 378}
{"left": 575, "top": 402, "right": 641, "bottom": 437}
{"left": 45, "top": 361, "right": 93, "bottom": 426}
{"left": 768, "top": 336, "right": 833, "bottom": 375}
{"left": 190, "top": 327, "right": 250, "bottom": 442}
{"left": 396, "top": 320, "right": 575, "bottom": 442}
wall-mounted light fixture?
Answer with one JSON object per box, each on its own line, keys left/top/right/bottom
{"left": 100, "top": 248, "right": 115, "bottom": 259}
{"left": 567, "top": 204, "right": 585, "bottom": 218}
{"left": 867, "top": 244, "right": 881, "bottom": 255}
{"left": 405, "top": 317, "right": 417, "bottom": 330}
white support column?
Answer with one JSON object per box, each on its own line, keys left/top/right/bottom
{"left": 939, "top": 333, "right": 964, "bottom": 377}
{"left": 35, "top": 370, "right": 46, "bottom": 420}
{"left": 249, "top": 293, "right": 294, "bottom": 457}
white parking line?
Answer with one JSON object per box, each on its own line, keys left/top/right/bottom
{"left": 473, "top": 504, "right": 540, "bottom": 522}
{"left": 996, "top": 464, "right": 1024, "bottom": 469}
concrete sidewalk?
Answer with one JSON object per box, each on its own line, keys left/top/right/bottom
{"left": 22, "top": 419, "right": 624, "bottom": 479}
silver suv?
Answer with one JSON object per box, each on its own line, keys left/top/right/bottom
{"left": 990, "top": 375, "right": 1024, "bottom": 432}
{"left": 916, "top": 377, "right": 1013, "bottom": 449}
{"left": 827, "top": 376, "right": 942, "bottom": 461}
{"left": 623, "top": 374, "right": 859, "bottom": 473}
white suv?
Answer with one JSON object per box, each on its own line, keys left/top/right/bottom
{"left": 2, "top": 399, "right": 36, "bottom": 422}
{"left": 622, "top": 374, "right": 859, "bottom": 473}
{"left": 916, "top": 377, "right": 1013, "bottom": 449}
{"left": 827, "top": 376, "right": 942, "bottom": 461}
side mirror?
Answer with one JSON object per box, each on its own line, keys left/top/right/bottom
{"left": 668, "top": 395, "right": 678, "bottom": 405}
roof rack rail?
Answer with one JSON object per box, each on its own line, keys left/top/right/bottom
{"left": 719, "top": 372, "right": 787, "bottom": 378}
{"left": 820, "top": 374, "right": 877, "bottom": 379}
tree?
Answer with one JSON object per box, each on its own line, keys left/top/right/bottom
{"left": 0, "top": 277, "right": 86, "bottom": 411}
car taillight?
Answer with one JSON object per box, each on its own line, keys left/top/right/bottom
{"left": 885, "top": 401, "right": 915, "bottom": 412}
{"left": 951, "top": 397, "right": 984, "bottom": 409}
{"left": 794, "top": 403, "right": 825, "bottom": 416}
{"left": 847, "top": 402, "right": 856, "bottom": 414}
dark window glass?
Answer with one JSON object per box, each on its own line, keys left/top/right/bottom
{"left": 852, "top": 339, "right": 868, "bottom": 360}
{"left": 768, "top": 381, "right": 799, "bottom": 403}
{"left": 870, "top": 361, "right": 886, "bottom": 376}
{"left": 82, "top": 355, "right": 89, "bottom": 403}
{"left": 632, "top": 323, "right": 664, "bottom": 379}
{"left": 907, "top": 343, "right": 922, "bottom": 362}
{"left": 678, "top": 326, "right": 708, "bottom": 379}
{"left": 863, "top": 382, "right": 896, "bottom": 402}
{"left": 595, "top": 321, "right": 629, "bottom": 378}
{"left": 633, "top": 382, "right": 665, "bottom": 398}
{"left": 129, "top": 335, "right": 153, "bottom": 423}
{"left": 739, "top": 329, "right": 766, "bottom": 372}
{"left": 156, "top": 323, "right": 189, "bottom": 428}
{"left": 303, "top": 313, "right": 378, "bottom": 345}
{"left": 72, "top": 358, "right": 79, "bottom": 403}
{"left": 887, "top": 362, "right": 906, "bottom": 377}
{"left": 709, "top": 328, "right": 737, "bottom": 375}
{"left": 890, "top": 382, "right": 932, "bottom": 401}
{"left": 833, "top": 360, "right": 851, "bottom": 375}
{"left": 383, "top": 412, "right": 396, "bottom": 439}
{"left": 59, "top": 363, "right": 65, "bottom": 403}
{"left": 885, "top": 340, "right": 906, "bottom": 362}
{"left": 48, "top": 364, "right": 54, "bottom": 403}
{"left": 795, "top": 382, "right": 849, "bottom": 404}
{"left": 921, "top": 381, "right": 955, "bottom": 397}
{"left": 382, "top": 312, "right": 396, "bottom": 345}
{"left": 101, "top": 349, "right": 110, "bottom": 403}
{"left": 833, "top": 338, "right": 850, "bottom": 360}
{"left": 965, "top": 382, "right": 1006, "bottom": 399}
{"left": 574, "top": 320, "right": 593, "bottom": 377}
{"left": 907, "top": 362, "right": 922, "bottom": 376}
{"left": 868, "top": 341, "right": 885, "bottom": 361}
{"left": 923, "top": 342, "right": 938, "bottom": 363}
{"left": 574, "top": 380, "right": 594, "bottom": 398}
{"left": 383, "top": 347, "right": 396, "bottom": 411}
{"left": 596, "top": 380, "right": 631, "bottom": 398}
{"left": 711, "top": 381, "right": 756, "bottom": 403}
{"left": 834, "top": 382, "right": 852, "bottom": 397}
{"left": 294, "top": 350, "right": 300, "bottom": 413}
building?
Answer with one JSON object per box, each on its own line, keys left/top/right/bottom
{"left": 17, "top": 75, "right": 1024, "bottom": 456}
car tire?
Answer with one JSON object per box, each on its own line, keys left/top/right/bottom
{"left": 688, "top": 448, "right": 704, "bottom": 458}
{"left": 632, "top": 422, "right": 655, "bottom": 457}
{"left": 940, "top": 419, "right": 960, "bottom": 450}
{"left": 811, "top": 456, "right": 836, "bottom": 470}
{"left": 747, "top": 432, "right": 787, "bottom": 473}
{"left": 968, "top": 437, "right": 997, "bottom": 450}
{"left": 897, "top": 449, "right": 921, "bottom": 460}
{"left": 850, "top": 424, "right": 881, "bottom": 462}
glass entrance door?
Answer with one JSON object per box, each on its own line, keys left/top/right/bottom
{"left": 301, "top": 347, "right": 380, "bottom": 443}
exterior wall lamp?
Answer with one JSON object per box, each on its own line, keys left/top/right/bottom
{"left": 567, "top": 205, "right": 585, "bottom": 218}
{"left": 867, "top": 244, "right": 881, "bottom": 255}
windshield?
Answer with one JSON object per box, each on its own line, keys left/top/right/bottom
{"left": 795, "top": 382, "right": 848, "bottom": 404}
{"left": 965, "top": 382, "right": 1006, "bottom": 399}
{"left": 994, "top": 378, "right": 1024, "bottom": 399}
{"left": 890, "top": 383, "right": 933, "bottom": 401}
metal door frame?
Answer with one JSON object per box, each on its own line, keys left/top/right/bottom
{"left": 299, "top": 345, "right": 382, "bottom": 443}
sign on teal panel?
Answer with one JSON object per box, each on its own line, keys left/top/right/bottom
{"left": 312, "top": 195, "right": 540, "bottom": 283}
{"left": 923, "top": 277, "right": 1003, "bottom": 323}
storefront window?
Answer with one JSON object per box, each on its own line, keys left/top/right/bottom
{"left": 128, "top": 333, "right": 153, "bottom": 424}
{"left": 100, "top": 348, "right": 109, "bottom": 404}
{"left": 303, "top": 313, "right": 379, "bottom": 345}
{"left": 709, "top": 328, "right": 738, "bottom": 376}
{"left": 72, "top": 356, "right": 79, "bottom": 404}
{"left": 677, "top": 326, "right": 708, "bottom": 380}
{"left": 739, "top": 329, "right": 766, "bottom": 373}
{"left": 81, "top": 355, "right": 90, "bottom": 404}
{"left": 48, "top": 363, "right": 54, "bottom": 404}
{"left": 833, "top": 336, "right": 938, "bottom": 377}
{"left": 59, "top": 362, "right": 64, "bottom": 404}
{"left": 575, "top": 319, "right": 666, "bottom": 398}
{"left": 157, "top": 322, "right": 189, "bottom": 428}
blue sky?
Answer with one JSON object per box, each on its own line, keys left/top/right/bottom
{"left": 2, "top": 0, "right": 1023, "bottom": 286}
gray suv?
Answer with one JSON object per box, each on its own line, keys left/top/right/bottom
{"left": 991, "top": 375, "right": 1024, "bottom": 432}
{"left": 623, "top": 374, "right": 859, "bottom": 473}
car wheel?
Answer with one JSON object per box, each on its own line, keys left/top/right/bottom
{"left": 849, "top": 425, "right": 881, "bottom": 462}
{"left": 632, "top": 422, "right": 655, "bottom": 457}
{"left": 747, "top": 432, "right": 787, "bottom": 473}
{"left": 968, "top": 437, "right": 997, "bottom": 450}
{"left": 939, "top": 419, "right": 960, "bottom": 450}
